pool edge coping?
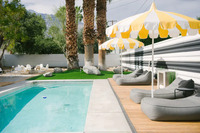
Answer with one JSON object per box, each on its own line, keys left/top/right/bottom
{"left": 0, "top": 79, "right": 96, "bottom": 97}
{"left": 107, "top": 79, "right": 137, "bottom": 133}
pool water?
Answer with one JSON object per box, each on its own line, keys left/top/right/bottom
{"left": 0, "top": 81, "right": 93, "bottom": 133}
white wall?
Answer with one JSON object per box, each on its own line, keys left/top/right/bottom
{"left": 3, "top": 54, "right": 120, "bottom": 68}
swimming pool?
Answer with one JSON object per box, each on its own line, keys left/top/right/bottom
{"left": 0, "top": 81, "right": 93, "bottom": 133}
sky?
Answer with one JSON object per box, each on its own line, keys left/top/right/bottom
{"left": 21, "top": 0, "right": 200, "bottom": 24}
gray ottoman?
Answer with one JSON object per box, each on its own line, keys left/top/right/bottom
{"left": 141, "top": 93, "right": 200, "bottom": 121}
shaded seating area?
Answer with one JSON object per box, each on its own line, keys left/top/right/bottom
{"left": 115, "top": 71, "right": 151, "bottom": 85}
{"left": 141, "top": 93, "right": 200, "bottom": 121}
{"left": 130, "top": 77, "right": 195, "bottom": 104}
{"left": 109, "top": 78, "right": 200, "bottom": 132}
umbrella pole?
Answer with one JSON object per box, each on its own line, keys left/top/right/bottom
{"left": 120, "top": 48, "right": 123, "bottom": 77}
{"left": 151, "top": 30, "right": 154, "bottom": 98}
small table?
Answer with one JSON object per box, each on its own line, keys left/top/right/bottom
{"left": 157, "top": 70, "right": 175, "bottom": 89}
{"left": 174, "top": 88, "right": 195, "bottom": 99}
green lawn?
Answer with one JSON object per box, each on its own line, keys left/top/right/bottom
{"left": 28, "top": 69, "right": 131, "bottom": 80}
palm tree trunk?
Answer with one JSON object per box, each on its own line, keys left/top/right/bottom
{"left": 65, "top": 0, "right": 79, "bottom": 69}
{"left": 0, "top": 35, "right": 3, "bottom": 48}
{"left": 0, "top": 42, "right": 8, "bottom": 69}
{"left": 83, "top": 0, "right": 95, "bottom": 66}
{"left": 96, "top": 0, "right": 107, "bottom": 70}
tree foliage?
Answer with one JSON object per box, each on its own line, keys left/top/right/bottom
{"left": 0, "top": 0, "right": 26, "bottom": 67}
{"left": 55, "top": 6, "right": 66, "bottom": 33}
{"left": 48, "top": 6, "right": 101, "bottom": 55}
{"left": 48, "top": 6, "right": 68, "bottom": 56}
{"left": 75, "top": 6, "right": 83, "bottom": 26}
{"left": 137, "top": 36, "right": 171, "bottom": 46}
{"left": 48, "top": 25, "right": 65, "bottom": 54}
{"left": 13, "top": 11, "right": 51, "bottom": 54}
{"left": 0, "top": 0, "right": 25, "bottom": 44}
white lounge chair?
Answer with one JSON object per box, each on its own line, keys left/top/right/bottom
{"left": 41, "top": 64, "right": 49, "bottom": 71}
{"left": 34, "top": 64, "right": 48, "bottom": 73}
{"left": 39, "top": 64, "right": 44, "bottom": 69}
{"left": 26, "top": 64, "right": 32, "bottom": 71}
{"left": 14, "top": 65, "right": 22, "bottom": 72}
{"left": 34, "top": 65, "right": 40, "bottom": 71}
{"left": 13, "top": 65, "right": 25, "bottom": 73}
{"left": 20, "top": 65, "right": 26, "bottom": 73}
{"left": 45, "top": 64, "right": 49, "bottom": 70}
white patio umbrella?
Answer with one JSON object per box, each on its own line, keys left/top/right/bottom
{"left": 106, "top": 2, "right": 200, "bottom": 98}
{"left": 99, "top": 37, "right": 144, "bottom": 77}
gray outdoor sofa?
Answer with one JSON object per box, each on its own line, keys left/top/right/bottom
{"left": 130, "top": 77, "right": 194, "bottom": 104}
{"left": 115, "top": 71, "right": 151, "bottom": 85}
{"left": 141, "top": 92, "right": 200, "bottom": 121}
{"left": 112, "top": 69, "right": 143, "bottom": 81}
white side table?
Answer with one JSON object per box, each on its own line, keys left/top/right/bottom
{"left": 157, "top": 70, "right": 175, "bottom": 89}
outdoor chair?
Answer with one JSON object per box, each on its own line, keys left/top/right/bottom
{"left": 20, "top": 65, "right": 26, "bottom": 73}
{"left": 34, "top": 64, "right": 49, "bottom": 73}
{"left": 38, "top": 64, "right": 49, "bottom": 71}
{"left": 130, "top": 77, "right": 195, "bottom": 104}
{"left": 14, "top": 65, "right": 22, "bottom": 73}
{"left": 113, "top": 69, "right": 143, "bottom": 81}
{"left": 34, "top": 65, "right": 40, "bottom": 71}
{"left": 40, "top": 64, "right": 44, "bottom": 69}
{"left": 26, "top": 64, "right": 32, "bottom": 71}
{"left": 115, "top": 71, "right": 151, "bottom": 85}
{"left": 141, "top": 92, "right": 200, "bottom": 121}
{"left": 43, "top": 64, "right": 49, "bottom": 71}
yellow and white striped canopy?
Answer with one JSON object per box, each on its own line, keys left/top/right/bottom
{"left": 99, "top": 38, "right": 144, "bottom": 50}
{"left": 106, "top": 2, "right": 200, "bottom": 39}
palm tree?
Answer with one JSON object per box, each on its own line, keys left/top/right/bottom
{"left": 83, "top": 0, "right": 95, "bottom": 66}
{"left": 65, "top": 0, "right": 79, "bottom": 69}
{"left": 96, "top": 0, "right": 107, "bottom": 70}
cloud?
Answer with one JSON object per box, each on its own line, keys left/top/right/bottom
{"left": 21, "top": 0, "right": 65, "bottom": 14}
{"left": 21, "top": 0, "right": 83, "bottom": 14}
{"left": 21, "top": 0, "right": 200, "bottom": 20}
{"left": 107, "top": 0, "right": 200, "bottom": 22}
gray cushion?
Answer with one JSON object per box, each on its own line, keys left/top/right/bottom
{"left": 178, "top": 79, "right": 194, "bottom": 88}
{"left": 116, "top": 71, "right": 151, "bottom": 85}
{"left": 141, "top": 93, "right": 200, "bottom": 121}
{"left": 112, "top": 69, "right": 143, "bottom": 81}
{"left": 130, "top": 77, "right": 188, "bottom": 104}
{"left": 141, "top": 70, "right": 148, "bottom": 75}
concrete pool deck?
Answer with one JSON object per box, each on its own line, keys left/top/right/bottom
{"left": 0, "top": 79, "right": 133, "bottom": 133}
{"left": 0, "top": 74, "right": 37, "bottom": 87}
{"left": 85, "top": 80, "right": 132, "bottom": 133}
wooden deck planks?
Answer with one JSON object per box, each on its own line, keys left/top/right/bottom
{"left": 108, "top": 78, "right": 200, "bottom": 133}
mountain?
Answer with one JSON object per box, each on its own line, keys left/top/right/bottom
{"left": 28, "top": 10, "right": 56, "bottom": 30}
{"left": 28, "top": 10, "right": 84, "bottom": 32}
